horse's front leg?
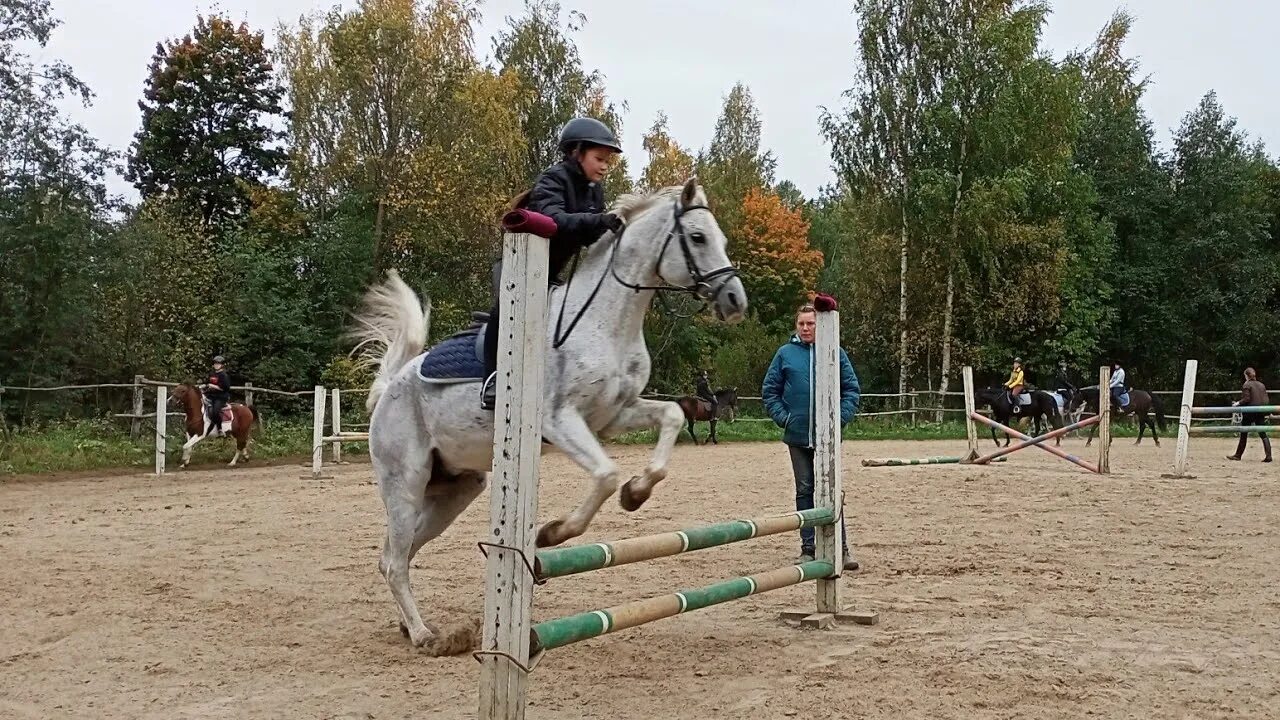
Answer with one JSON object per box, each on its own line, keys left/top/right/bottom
{"left": 180, "top": 433, "right": 203, "bottom": 467}
{"left": 600, "top": 398, "right": 685, "bottom": 513}
{"left": 537, "top": 409, "right": 622, "bottom": 548}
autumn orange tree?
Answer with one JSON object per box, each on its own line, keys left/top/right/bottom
{"left": 735, "top": 188, "right": 824, "bottom": 322}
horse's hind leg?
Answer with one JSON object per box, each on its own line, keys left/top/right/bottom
{"left": 375, "top": 435, "right": 483, "bottom": 647}
{"left": 686, "top": 417, "right": 699, "bottom": 445}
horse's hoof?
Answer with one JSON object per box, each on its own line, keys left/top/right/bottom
{"left": 619, "top": 478, "right": 651, "bottom": 512}
{"left": 536, "top": 520, "right": 568, "bottom": 548}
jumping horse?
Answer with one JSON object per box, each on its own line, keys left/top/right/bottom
{"left": 349, "top": 179, "right": 747, "bottom": 649}
{"left": 168, "top": 383, "right": 259, "bottom": 467}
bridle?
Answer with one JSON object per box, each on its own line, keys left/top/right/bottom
{"left": 552, "top": 199, "right": 740, "bottom": 348}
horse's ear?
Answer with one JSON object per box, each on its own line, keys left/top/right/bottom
{"left": 680, "top": 177, "right": 699, "bottom": 208}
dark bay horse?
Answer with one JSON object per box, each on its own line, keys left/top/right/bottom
{"left": 675, "top": 388, "right": 738, "bottom": 445}
{"left": 974, "top": 386, "right": 1065, "bottom": 447}
{"left": 1069, "top": 386, "right": 1167, "bottom": 446}
{"left": 169, "top": 383, "right": 259, "bottom": 467}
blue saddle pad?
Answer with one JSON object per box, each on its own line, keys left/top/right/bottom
{"left": 418, "top": 332, "right": 486, "bottom": 383}
{"left": 1118, "top": 392, "right": 1130, "bottom": 408}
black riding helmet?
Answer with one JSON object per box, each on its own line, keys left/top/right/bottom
{"left": 558, "top": 117, "right": 623, "bottom": 155}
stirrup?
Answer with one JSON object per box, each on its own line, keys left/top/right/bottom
{"left": 480, "top": 372, "right": 497, "bottom": 410}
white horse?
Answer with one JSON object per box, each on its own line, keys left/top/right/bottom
{"left": 349, "top": 179, "right": 747, "bottom": 648}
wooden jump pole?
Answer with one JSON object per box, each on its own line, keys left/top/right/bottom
{"left": 533, "top": 508, "right": 835, "bottom": 580}
{"left": 1189, "top": 425, "right": 1274, "bottom": 433}
{"left": 812, "top": 308, "right": 843, "bottom": 620}
{"left": 330, "top": 387, "right": 342, "bottom": 464}
{"left": 1192, "top": 405, "right": 1280, "bottom": 414}
{"left": 478, "top": 232, "right": 549, "bottom": 720}
{"left": 861, "top": 455, "right": 1006, "bottom": 467}
{"left": 311, "top": 385, "right": 325, "bottom": 479}
{"left": 154, "top": 384, "right": 167, "bottom": 476}
{"left": 962, "top": 366, "right": 979, "bottom": 460}
{"left": 529, "top": 561, "right": 835, "bottom": 654}
{"left": 1098, "top": 366, "right": 1111, "bottom": 474}
{"left": 967, "top": 412, "right": 1101, "bottom": 473}
{"left": 1168, "top": 359, "right": 1198, "bottom": 478}
{"left": 969, "top": 414, "right": 1100, "bottom": 466}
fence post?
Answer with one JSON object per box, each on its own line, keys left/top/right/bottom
{"left": 478, "top": 232, "right": 549, "bottom": 720}
{"left": 1170, "top": 360, "right": 1197, "bottom": 478}
{"left": 0, "top": 386, "right": 7, "bottom": 437}
{"left": 331, "top": 387, "right": 342, "bottom": 464}
{"left": 1098, "top": 366, "right": 1111, "bottom": 474}
{"left": 962, "top": 366, "right": 979, "bottom": 460}
{"left": 312, "top": 386, "right": 326, "bottom": 479}
{"left": 813, "top": 308, "right": 844, "bottom": 620}
{"left": 154, "top": 385, "right": 166, "bottom": 476}
{"left": 131, "top": 375, "right": 145, "bottom": 440}
{"left": 244, "top": 381, "right": 255, "bottom": 409}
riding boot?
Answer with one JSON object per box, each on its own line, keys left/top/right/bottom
{"left": 1263, "top": 435, "right": 1272, "bottom": 462}
{"left": 1228, "top": 433, "right": 1247, "bottom": 461}
{"left": 480, "top": 372, "right": 497, "bottom": 411}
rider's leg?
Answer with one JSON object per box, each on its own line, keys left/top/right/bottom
{"left": 481, "top": 301, "right": 500, "bottom": 410}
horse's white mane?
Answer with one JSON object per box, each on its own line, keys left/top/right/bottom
{"left": 609, "top": 182, "right": 707, "bottom": 224}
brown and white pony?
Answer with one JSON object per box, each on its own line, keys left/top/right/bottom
{"left": 168, "top": 383, "right": 259, "bottom": 467}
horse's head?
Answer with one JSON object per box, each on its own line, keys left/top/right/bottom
{"left": 612, "top": 177, "right": 748, "bottom": 324}
{"left": 169, "top": 383, "right": 199, "bottom": 408}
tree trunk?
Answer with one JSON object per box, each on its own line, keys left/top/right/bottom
{"left": 937, "top": 137, "right": 968, "bottom": 422}
{"left": 937, "top": 268, "right": 955, "bottom": 422}
{"left": 373, "top": 197, "right": 387, "bottom": 272}
{"left": 897, "top": 191, "right": 910, "bottom": 408}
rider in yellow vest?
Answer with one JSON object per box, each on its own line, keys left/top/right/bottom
{"left": 1005, "top": 358, "right": 1025, "bottom": 414}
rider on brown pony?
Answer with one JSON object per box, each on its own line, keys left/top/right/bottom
{"left": 204, "top": 355, "right": 231, "bottom": 435}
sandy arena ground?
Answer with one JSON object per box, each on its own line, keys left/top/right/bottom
{"left": 2, "top": 435, "right": 1278, "bottom": 719}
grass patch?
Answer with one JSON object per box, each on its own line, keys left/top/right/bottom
{"left": 0, "top": 416, "right": 368, "bottom": 476}
{"left": 1, "top": 412, "right": 1167, "bottom": 476}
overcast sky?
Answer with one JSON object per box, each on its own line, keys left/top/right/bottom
{"left": 38, "top": 0, "right": 1280, "bottom": 201}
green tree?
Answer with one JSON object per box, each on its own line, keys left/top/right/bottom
{"left": 639, "top": 112, "right": 695, "bottom": 191}
{"left": 0, "top": 0, "right": 116, "bottom": 390}
{"left": 1162, "top": 93, "right": 1279, "bottom": 383}
{"left": 126, "top": 13, "right": 286, "bottom": 226}
{"left": 280, "top": 0, "right": 526, "bottom": 326}
{"left": 697, "top": 82, "right": 776, "bottom": 229}
{"left": 493, "top": 0, "right": 627, "bottom": 185}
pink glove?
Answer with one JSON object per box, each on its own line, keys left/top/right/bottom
{"left": 501, "top": 209, "right": 558, "bottom": 239}
{"left": 813, "top": 292, "right": 838, "bottom": 312}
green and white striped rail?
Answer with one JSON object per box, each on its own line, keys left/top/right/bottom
{"left": 530, "top": 561, "right": 835, "bottom": 653}
{"left": 1191, "top": 405, "right": 1280, "bottom": 415}
{"left": 534, "top": 508, "right": 834, "bottom": 580}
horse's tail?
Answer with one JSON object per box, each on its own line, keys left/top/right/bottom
{"left": 347, "top": 269, "right": 430, "bottom": 413}
{"left": 1151, "top": 392, "right": 1168, "bottom": 431}
{"left": 249, "top": 404, "right": 259, "bottom": 425}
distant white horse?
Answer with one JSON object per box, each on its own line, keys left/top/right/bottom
{"left": 349, "top": 179, "right": 748, "bottom": 648}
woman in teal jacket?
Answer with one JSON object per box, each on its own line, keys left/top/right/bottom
{"left": 761, "top": 301, "right": 861, "bottom": 570}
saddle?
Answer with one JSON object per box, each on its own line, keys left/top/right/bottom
{"left": 418, "top": 311, "right": 491, "bottom": 384}
{"left": 202, "top": 400, "right": 235, "bottom": 433}
{"left": 1007, "top": 385, "right": 1036, "bottom": 406}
